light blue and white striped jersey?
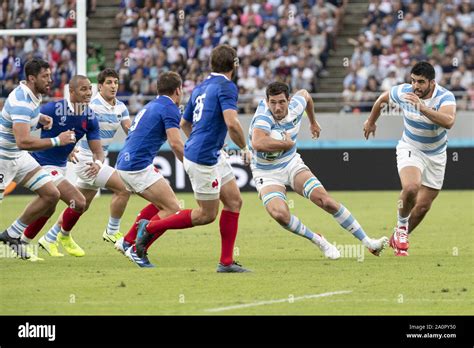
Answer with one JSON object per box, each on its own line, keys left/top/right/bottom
{"left": 0, "top": 81, "right": 42, "bottom": 160}
{"left": 390, "top": 83, "right": 456, "bottom": 155}
{"left": 78, "top": 92, "right": 129, "bottom": 156}
{"left": 249, "top": 94, "right": 306, "bottom": 171}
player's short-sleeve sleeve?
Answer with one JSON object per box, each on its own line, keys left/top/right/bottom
{"left": 163, "top": 106, "right": 181, "bottom": 130}
{"left": 389, "top": 84, "right": 404, "bottom": 105}
{"left": 120, "top": 104, "right": 130, "bottom": 120}
{"left": 86, "top": 110, "right": 101, "bottom": 141}
{"left": 289, "top": 94, "right": 307, "bottom": 116}
{"left": 218, "top": 82, "right": 238, "bottom": 112}
{"left": 438, "top": 91, "right": 456, "bottom": 108}
{"left": 252, "top": 114, "right": 273, "bottom": 134}
{"left": 9, "top": 99, "right": 39, "bottom": 124}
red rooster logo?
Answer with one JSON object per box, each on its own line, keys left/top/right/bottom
{"left": 211, "top": 179, "right": 219, "bottom": 189}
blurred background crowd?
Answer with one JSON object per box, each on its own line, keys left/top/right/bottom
{"left": 0, "top": 0, "right": 472, "bottom": 114}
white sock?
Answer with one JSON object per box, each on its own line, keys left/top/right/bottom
{"left": 6, "top": 219, "right": 27, "bottom": 238}
{"left": 397, "top": 212, "right": 409, "bottom": 230}
{"left": 107, "top": 217, "right": 121, "bottom": 235}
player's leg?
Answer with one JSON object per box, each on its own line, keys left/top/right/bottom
{"left": 259, "top": 184, "right": 340, "bottom": 259}
{"left": 39, "top": 180, "right": 87, "bottom": 257}
{"left": 391, "top": 144, "right": 425, "bottom": 255}
{"left": 0, "top": 163, "right": 59, "bottom": 259}
{"left": 102, "top": 171, "right": 131, "bottom": 242}
{"left": 118, "top": 166, "right": 183, "bottom": 265}
{"left": 133, "top": 159, "right": 222, "bottom": 262}
{"left": 407, "top": 150, "right": 445, "bottom": 234}
{"left": 293, "top": 169, "right": 388, "bottom": 256}
{"left": 217, "top": 177, "right": 250, "bottom": 271}
{"left": 408, "top": 186, "right": 439, "bottom": 234}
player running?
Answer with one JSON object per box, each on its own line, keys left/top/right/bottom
{"left": 114, "top": 71, "right": 185, "bottom": 268}
{"left": 364, "top": 61, "right": 456, "bottom": 256}
{"left": 0, "top": 58, "right": 76, "bottom": 259}
{"left": 18, "top": 75, "right": 102, "bottom": 258}
{"left": 249, "top": 82, "right": 389, "bottom": 259}
{"left": 39, "top": 69, "right": 132, "bottom": 257}
{"left": 134, "top": 45, "right": 252, "bottom": 272}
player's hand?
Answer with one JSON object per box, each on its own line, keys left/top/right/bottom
{"left": 39, "top": 114, "right": 53, "bottom": 130}
{"left": 363, "top": 120, "right": 376, "bottom": 139}
{"left": 241, "top": 148, "right": 252, "bottom": 166}
{"left": 68, "top": 147, "right": 79, "bottom": 164}
{"left": 282, "top": 132, "right": 295, "bottom": 150}
{"left": 403, "top": 93, "right": 423, "bottom": 110}
{"left": 85, "top": 162, "right": 100, "bottom": 178}
{"left": 310, "top": 121, "right": 321, "bottom": 139}
{"left": 58, "top": 130, "right": 76, "bottom": 145}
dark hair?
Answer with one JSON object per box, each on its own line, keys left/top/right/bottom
{"left": 98, "top": 68, "right": 119, "bottom": 84}
{"left": 157, "top": 71, "right": 182, "bottom": 96}
{"left": 24, "top": 58, "right": 50, "bottom": 79}
{"left": 266, "top": 81, "right": 290, "bottom": 99}
{"left": 210, "top": 44, "right": 237, "bottom": 73}
{"left": 411, "top": 61, "right": 435, "bottom": 80}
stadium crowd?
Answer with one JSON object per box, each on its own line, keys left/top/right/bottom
{"left": 0, "top": 0, "right": 349, "bottom": 113}
{"left": 113, "top": 0, "right": 347, "bottom": 113}
{"left": 342, "top": 0, "right": 474, "bottom": 112}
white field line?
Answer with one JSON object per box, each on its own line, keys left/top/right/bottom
{"left": 204, "top": 290, "right": 353, "bottom": 313}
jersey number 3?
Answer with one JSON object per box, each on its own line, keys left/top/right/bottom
{"left": 193, "top": 93, "right": 206, "bottom": 123}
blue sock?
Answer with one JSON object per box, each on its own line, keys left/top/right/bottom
{"left": 107, "top": 217, "right": 121, "bottom": 235}
{"left": 282, "top": 215, "right": 324, "bottom": 245}
{"left": 45, "top": 224, "right": 61, "bottom": 243}
{"left": 333, "top": 204, "right": 368, "bottom": 241}
{"left": 6, "top": 219, "right": 27, "bottom": 238}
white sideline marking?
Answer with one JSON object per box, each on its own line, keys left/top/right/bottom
{"left": 205, "top": 290, "right": 353, "bottom": 313}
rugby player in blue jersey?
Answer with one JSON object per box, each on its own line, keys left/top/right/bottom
{"left": 134, "top": 45, "right": 252, "bottom": 272}
{"left": 21, "top": 75, "right": 103, "bottom": 258}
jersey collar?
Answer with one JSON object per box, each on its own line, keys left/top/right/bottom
{"left": 158, "top": 95, "right": 174, "bottom": 103}
{"left": 97, "top": 92, "right": 116, "bottom": 110}
{"left": 19, "top": 81, "right": 41, "bottom": 106}
{"left": 210, "top": 72, "right": 230, "bottom": 81}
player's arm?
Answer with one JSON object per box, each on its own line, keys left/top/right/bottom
{"left": 166, "top": 128, "right": 184, "bottom": 162}
{"left": 419, "top": 105, "right": 456, "bottom": 129}
{"left": 294, "top": 89, "right": 321, "bottom": 139}
{"left": 363, "top": 90, "right": 390, "bottom": 139}
{"left": 404, "top": 93, "right": 456, "bottom": 129}
{"left": 84, "top": 110, "right": 105, "bottom": 177}
{"left": 121, "top": 118, "right": 131, "bottom": 135}
{"left": 180, "top": 118, "right": 192, "bottom": 138}
{"left": 223, "top": 109, "right": 252, "bottom": 165}
{"left": 223, "top": 109, "right": 248, "bottom": 150}
{"left": 13, "top": 123, "right": 75, "bottom": 151}
{"left": 85, "top": 139, "right": 105, "bottom": 178}
{"left": 251, "top": 128, "right": 294, "bottom": 152}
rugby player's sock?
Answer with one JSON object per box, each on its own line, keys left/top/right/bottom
{"left": 283, "top": 215, "right": 324, "bottom": 245}
{"left": 219, "top": 210, "right": 239, "bottom": 265}
{"left": 397, "top": 212, "right": 409, "bottom": 230}
{"left": 332, "top": 204, "right": 369, "bottom": 242}
{"left": 61, "top": 207, "right": 83, "bottom": 235}
{"left": 23, "top": 216, "right": 50, "bottom": 240}
{"left": 6, "top": 219, "right": 28, "bottom": 238}
{"left": 146, "top": 209, "right": 193, "bottom": 235}
{"left": 106, "top": 217, "right": 121, "bottom": 235}
{"left": 124, "top": 203, "right": 159, "bottom": 244}
{"left": 45, "top": 224, "right": 61, "bottom": 243}
{"left": 145, "top": 215, "right": 161, "bottom": 251}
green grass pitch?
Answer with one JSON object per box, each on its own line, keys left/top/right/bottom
{"left": 1, "top": 191, "right": 472, "bottom": 315}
